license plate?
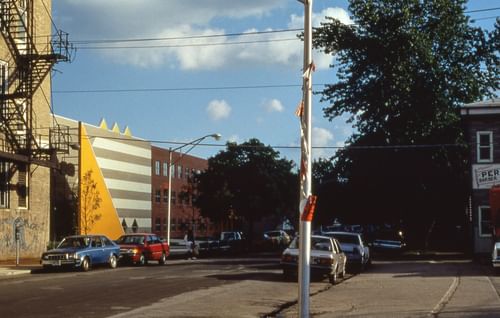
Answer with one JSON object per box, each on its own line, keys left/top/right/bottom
{"left": 43, "top": 260, "right": 61, "bottom": 266}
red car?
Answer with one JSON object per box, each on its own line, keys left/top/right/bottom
{"left": 116, "top": 233, "right": 169, "bottom": 265}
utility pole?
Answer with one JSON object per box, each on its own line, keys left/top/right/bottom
{"left": 297, "top": 0, "right": 313, "bottom": 317}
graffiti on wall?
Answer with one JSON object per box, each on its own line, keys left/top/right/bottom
{"left": 0, "top": 216, "right": 44, "bottom": 252}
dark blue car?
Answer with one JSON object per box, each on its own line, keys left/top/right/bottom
{"left": 40, "top": 235, "right": 120, "bottom": 271}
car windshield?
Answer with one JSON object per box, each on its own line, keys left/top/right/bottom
{"left": 327, "top": 233, "right": 360, "bottom": 244}
{"left": 289, "top": 237, "right": 332, "bottom": 251}
{"left": 58, "top": 237, "right": 90, "bottom": 249}
{"left": 221, "top": 233, "right": 235, "bottom": 240}
{"left": 116, "top": 235, "right": 145, "bottom": 244}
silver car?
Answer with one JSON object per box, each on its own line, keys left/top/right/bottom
{"left": 322, "top": 231, "right": 370, "bottom": 272}
{"left": 281, "top": 235, "right": 347, "bottom": 284}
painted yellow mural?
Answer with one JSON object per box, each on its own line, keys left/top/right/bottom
{"left": 78, "top": 123, "right": 124, "bottom": 239}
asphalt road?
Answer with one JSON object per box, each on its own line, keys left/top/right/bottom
{"left": 0, "top": 256, "right": 284, "bottom": 318}
{"left": 2, "top": 254, "right": 500, "bottom": 318}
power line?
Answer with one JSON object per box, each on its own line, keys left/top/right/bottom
{"left": 76, "top": 38, "right": 298, "bottom": 50}
{"left": 70, "top": 133, "right": 468, "bottom": 151}
{"left": 465, "top": 7, "right": 500, "bottom": 14}
{"left": 471, "top": 16, "right": 500, "bottom": 22}
{"left": 72, "top": 28, "right": 302, "bottom": 45}
{"left": 52, "top": 84, "right": 326, "bottom": 94}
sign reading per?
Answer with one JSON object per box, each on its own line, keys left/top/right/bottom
{"left": 473, "top": 164, "right": 500, "bottom": 189}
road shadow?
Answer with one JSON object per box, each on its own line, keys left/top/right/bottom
{"left": 365, "top": 258, "right": 494, "bottom": 278}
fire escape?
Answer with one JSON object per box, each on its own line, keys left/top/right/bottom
{"left": 0, "top": 0, "right": 72, "bottom": 169}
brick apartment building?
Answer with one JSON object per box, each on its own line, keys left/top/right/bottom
{"left": 151, "top": 146, "right": 217, "bottom": 240}
{"left": 0, "top": 1, "right": 70, "bottom": 261}
{"left": 461, "top": 98, "right": 500, "bottom": 255}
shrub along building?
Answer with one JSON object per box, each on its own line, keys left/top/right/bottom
{"left": 461, "top": 98, "right": 500, "bottom": 256}
{"left": 0, "top": 1, "right": 71, "bottom": 261}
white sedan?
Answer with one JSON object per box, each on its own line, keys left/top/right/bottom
{"left": 281, "top": 235, "right": 347, "bottom": 284}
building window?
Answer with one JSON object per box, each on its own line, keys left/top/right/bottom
{"left": 155, "top": 218, "right": 161, "bottom": 232}
{"left": 163, "top": 162, "right": 168, "bottom": 177}
{"left": 477, "top": 131, "right": 493, "bottom": 163}
{"left": 155, "top": 189, "right": 161, "bottom": 203}
{"left": 171, "top": 191, "right": 176, "bottom": 205}
{"left": 171, "top": 164, "right": 176, "bottom": 179}
{"left": 0, "top": 60, "right": 8, "bottom": 95}
{"left": 163, "top": 189, "right": 169, "bottom": 203}
{"left": 177, "top": 165, "right": 183, "bottom": 179}
{"left": 155, "top": 160, "right": 160, "bottom": 175}
{"left": 0, "top": 161, "right": 9, "bottom": 208}
{"left": 171, "top": 218, "right": 176, "bottom": 231}
{"left": 479, "top": 206, "right": 492, "bottom": 237}
{"left": 17, "top": 164, "right": 27, "bottom": 208}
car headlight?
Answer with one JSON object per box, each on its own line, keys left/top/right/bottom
{"left": 42, "top": 254, "right": 48, "bottom": 260}
{"left": 67, "top": 253, "right": 79, "bottom": 260}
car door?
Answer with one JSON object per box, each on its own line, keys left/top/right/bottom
{"left": 88, "top": 237, "right": 101, "bottom": 264}
{"left": 144, "top": 235, "right": 155, "bottom": 259}
{"left": 332, "top": 239, "right": 345, "bottom": 271}
{"left": 101, "top": 236, "right": 116, "bottom": 261}
{"left": 94, "top": 236, "right": 106, "bottom": 264}
{"left": 149, "top": 235, "right": 161, "bottom": 260}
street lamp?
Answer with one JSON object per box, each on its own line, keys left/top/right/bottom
{"left": 166, "top": 133, "right": 221, "bottom": 245}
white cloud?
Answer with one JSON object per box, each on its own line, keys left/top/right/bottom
{"left": 263, "top": 98, "right": 284, "bottom": 113}
{"left": 312, "top": 127, "right": 335, "bottom": 159}
{"left": 289, "top": 8, "right": 353, "bottom": 70}
{"left": 56, "top": 1, "right": 349, "bottom": 70}
{"left": 207, "top": 100, "right": 231, "bottom": 121}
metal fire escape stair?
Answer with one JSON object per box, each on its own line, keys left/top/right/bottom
{"left": 0, "top": 0, "right": 72, "bottom": 167}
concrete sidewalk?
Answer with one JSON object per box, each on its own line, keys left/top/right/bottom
{"left": 0, "top": 259, "right": 41, "bottom": 279}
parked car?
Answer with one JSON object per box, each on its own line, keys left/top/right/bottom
{"left": 263, "top": 230, "right": 291, "bottom": 249}
{"left": 197, "top": 236, "right": 220, "bottom": 255}
{"left": 322, "top": 231, "right": 370, "bottom": 272}
{"left": 492, "top": 241, "right": 500, "bottom": 272}
{"left": 371, "top": 229, "right": 407, "bottom": 253}
{"left": 281, "top": 235, "right": 347, "bottom": 284}
{"left": 219, "top": 231, "right": 246, "bottom": 253}
{"left": 40, "top": 235, "right": 120, "bottom": 271}
{"left": 116, "top": 233, "right": 169, "bottom": 265}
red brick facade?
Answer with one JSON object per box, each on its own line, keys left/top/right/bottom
{"left": 151, "top": 146, "right": 218, "bottom": 239}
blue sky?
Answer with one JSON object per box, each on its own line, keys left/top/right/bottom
{"left": 51, "top": 0, "right": 499, "bottom": 163}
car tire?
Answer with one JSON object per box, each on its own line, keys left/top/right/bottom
{"left": 109, "top": 254, "right": 117, "bottom": 269}
{"left": 81, "top": 257, "right": 91, "bottom": 272}
{"left": 159, "top": 252, "right": 167, "bottom": 265}
{"left": 340, "top": 264, "right": 346, "bottom": 279}
{"left": 329, "top": 267, "right": 338, "bottom": 285}
{"left": 137, "top": 254, "right": 146, "bottom": 266}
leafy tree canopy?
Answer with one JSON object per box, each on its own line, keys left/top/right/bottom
{"left": 194, "top": 138, "right": 298, "bottom": 233}
{"left": 312, "top": 0, "right": 498, "bottom": 245}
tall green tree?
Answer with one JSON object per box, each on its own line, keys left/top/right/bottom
{"left": 313, "top": 0, "right": 498, "bottom": 247}
{"left": 194, "top": 139, "right": 298, "bottom": 239}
